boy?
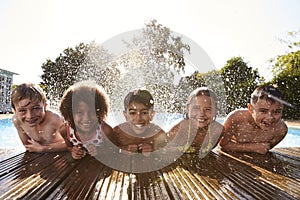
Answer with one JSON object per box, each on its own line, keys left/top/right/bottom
{"left": 220, "top": 85, "right": 289, "bottom": 154}
{"left": 113, "top": 89, "right": 166, "bottom": 155}
{"left": 11, "top": 83, "right": 67, "bottom": 153}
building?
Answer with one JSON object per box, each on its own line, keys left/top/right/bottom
{"left": 0, "top": 68, "right": 18, "bottom": 113}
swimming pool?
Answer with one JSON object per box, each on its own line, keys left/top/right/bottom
{"left": 1, "top": 116, "right": 300, "bottom": 154}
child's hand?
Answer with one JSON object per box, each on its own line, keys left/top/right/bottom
{"left": 86, "top": 144, "right": 97, "bottom": 157}
{"left": 254, "top": 143, "right": 271, "bottom": 154}
{"left": 127, "top": 144, "right": 138, "bottom": 153}
{"left": 25, "top": 139, "right": 44, "bottom": 152}
{"left": 71, "top": 146, "right": 86, "bottom": 159}
{"left": 139, "top": 143, "right": 153, "bottom": 157}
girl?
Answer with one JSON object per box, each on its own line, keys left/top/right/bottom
{"left": 168, "top": 87, "right": 224, "bottom": 157}
{"left": 59, "top": 81, "right": 116, "bottom": 159}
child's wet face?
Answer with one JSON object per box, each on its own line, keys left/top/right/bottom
{"left": 124, "top": 102, "right": 153, "bottom": 128}
{"left": 14, "top": 98, "right": 45, "bottom": 127}
{"left": 188, "top": 95, "right": 216, "bottom": 129}
{"left": 250, "top": 99, "right": 283, "bottom": 129}
{"left": 73, "top": 101, "right": 99, "bottom": 134}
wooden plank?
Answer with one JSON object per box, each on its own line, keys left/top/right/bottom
{"left": 219, "top": 150, "right": 300, "bottom": 199}
{"left": 0, "top": 148, "right": 299, "bottom": 199}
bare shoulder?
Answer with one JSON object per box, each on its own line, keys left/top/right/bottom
{"left": 45, "top": 109, "right": 63, "bottom": 120}
{"left": 149, "top": 123, "right": 165, "bottom": 134}
{"left": 168, "top": 120, "right": 183, "bottom": 134}
{"left": 43, "top": 110, "right": 64, "bottom": 130}
{"left": 224, "top": 109, "right": 249, "bottom": 124}
{"left": 211, "top": 121, "right": 224, "bottom": 132}
{"left": 12, "top": 114, "right": 20, "bottom": 126}
{"left": 102, "top": 121, "right": 113, "bottom": 133}
{"left": 113, "top": 123, "right": 124, "bottom": 134}
{"left": 277, "top": 120, "right": 288, "bottom": 134}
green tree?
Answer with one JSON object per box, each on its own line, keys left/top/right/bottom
{"left": 220, "top": 57, "right": 261, "bottom": 114}
{"left": 40, "top": 19, "right": 190, "bottom": 113}
{"left": 175, "top": 70, "right": 227, "bottom": 116}
{"left": 41, "top": 42, "right": 116, "bottom": 109}
{"left": 109, "top": 19, "right": 190, "bottom": 112}
{"left": 270, "top": 30, "right": 300, "bottom": 119}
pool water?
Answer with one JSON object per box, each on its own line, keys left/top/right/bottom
{"left": 1, "top": 116, "right": 299, "bottom": 151}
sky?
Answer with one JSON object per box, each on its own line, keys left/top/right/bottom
{"left": 1, "top": 0, "right": 300, "bottom": 85}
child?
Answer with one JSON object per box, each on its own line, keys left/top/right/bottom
{"left": 11, "top": 83, "right": 67, "bottom": 153}
{"left": 113, "top": 89, "right": 166, "bottom": 155}
{"left": 59, "top": 81, "right": 116, "bottom": 160}
{"left": 168, "top": 87, "right": 224, "bottom": 156}
{"left": 220, "top": 85, "right": 289, "bottom": 154}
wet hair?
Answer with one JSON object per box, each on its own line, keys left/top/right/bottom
{"left": 186, "top": 87, "right": 218, "bottom": 107}
{"left": 11, "top": 83, "right": 46, "bottom": 110}
{"left": 184, "top": 87, "right": 218, "bottom": 119}
{"left": 124, "top": 89, "right": 154, "bottom": 111}
{"left": 250, "top": 85, "right": 283, "bottom": 105}
{"left": 59, "top": 81, "right": 109, "bottom": 130}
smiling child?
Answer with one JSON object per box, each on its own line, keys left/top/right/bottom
{"left": 220, "top": 85, "right": 288, "bottom": 154}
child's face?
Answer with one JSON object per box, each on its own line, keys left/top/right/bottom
{"left": 14, "top": 98, "right": 46, "bottom": 127}
{"left": 188, "top": 95, "right": 216, "bottom": 129}
{"left": 73, "top": 101, "right": 99, "bottom": 134}
{"left": 124, "top": 102, "right": 154, "bottom": 129}
{"left": 249, "top": 98, "right": 283, "bottom": 130}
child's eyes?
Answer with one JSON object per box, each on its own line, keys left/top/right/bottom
{"left": 259, "top": 109, "right": 282, "bottom": 115}
{"left": 274, "top": 110, "right": 282, "bottom": 114}
{"left": 259, "top": 110, "right": 268, "bottom": 113}
{"left": 18, "top": 109, "right": 26, "bottom": 113}
{"left": 129, "top": 111, "right": 149, "bottom": 116}
{"left": 191, "top": 107, "right": 212, "bottom": 112}
{"left": 33, "top": 107, "right": 42, "bottom": 110}
{"left": 129, "top": 111, "right": 137, "bottom": 116}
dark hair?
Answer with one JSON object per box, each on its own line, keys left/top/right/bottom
{"left": 59, "top": 81, "right": 109, "bottom": 130}
{"left": 124, "top": 89, "right": 154, "bottom": 110}
{"left": 251, "top": 85, "right": 283, "bottom": 105}
{"left": 11, "top": 83, "right": 46, "bottom": 110}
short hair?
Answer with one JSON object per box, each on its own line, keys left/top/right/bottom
{"left": 251, "top": 85, "right": 283, "bottom": 105}
{"left": 59, "top": 81, "right": 109, "bottom": 130}
{"left": 187, "top": 87, "right": 218, "bottom": 108}
{"left": 124, "top": 89, "right": 154, "bottom": 111}
{"left": 11, "top": 83, "right": 46, "bottom": 110}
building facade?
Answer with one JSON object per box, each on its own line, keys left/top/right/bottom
{"left": 0, "top": 68, "right": 17, "bottom": 113}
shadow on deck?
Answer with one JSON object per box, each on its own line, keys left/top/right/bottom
{"left": 0, "top": 147, "right": 299, "bottom": 199}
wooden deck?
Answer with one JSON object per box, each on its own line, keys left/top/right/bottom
{"left": 0, "top": 148, "right": 299, "bottom": 199}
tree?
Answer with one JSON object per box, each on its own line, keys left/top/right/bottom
{"left": 175, "top": 70, "right": 227, "bottom": 116}
{"left": 270, "top": 30, "right": 300, "bottom": 120}
{"left": 220, "top": 57, "right": 261, "bottom": 114}
{"left": 108, "top": 19, "right": 190, "bottom": 113}
{"left": 40, "top": 19, "right": 190, "bottom": 113}
{"left": 41, "top": 42, "right": 116, "bottom": 109}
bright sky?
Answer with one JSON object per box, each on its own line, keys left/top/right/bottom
{"left": 1, "top": 0, "right": 299, "bottom": 85}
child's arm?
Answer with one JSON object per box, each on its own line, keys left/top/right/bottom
{"left": 24, "top": 122, "right": 68, "bottom": 153}
{"left": 221, "top": 141, "right": 270, "bottom": 154}
{"left": 153, "top": 129, "right": 167, "bottom": 150}
{"left": 219, "top": 112, "right": 269, "bottom": 154}
{"left": 269, "top": 121, "right": 288, "bottom": 148}
{"left": 103, "top": 122, "right": 119, "bottom": 146}
{"left": 71, "top": 146, "right": 87, "bottom": 159}
{"left": 219, "top": 114, "right": 236, "bottom": 149}
{"left": 24, "top": 139, "right": 67, "bottom": 152}
{"left": 12, "top": 115, "right": 31, "bottom": 146}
